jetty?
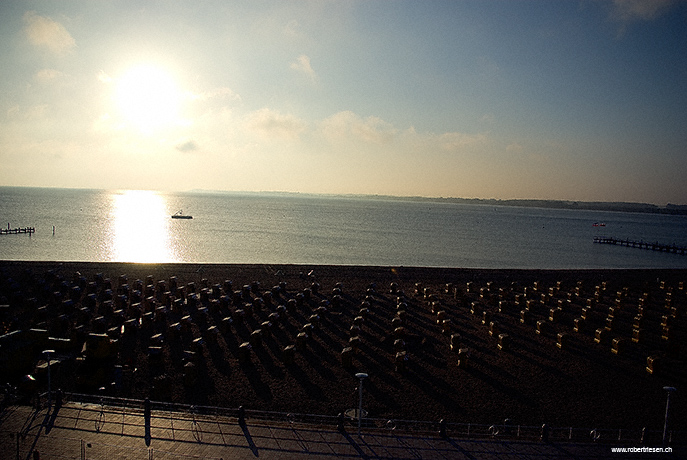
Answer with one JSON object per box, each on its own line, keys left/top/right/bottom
{"left": 593, "top": 236, "right": 687, "bottom": 255}
{"left": 0, "top": 226, "right": 35, "bottom": 235}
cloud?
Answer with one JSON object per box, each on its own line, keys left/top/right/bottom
{"left": 25, "top": 105, "right": 49, "bottom": 120}
{"left": 320, "top": 111, "right": 397, "bottom": 144}
{"left": 610, "top": 0, "right": 675, "bottom": 22}
{"left": 176, "top": 139, "right": 199, "bottom": 152}
{"left": 6, "top": 105, "right": 20, "bottom": 119}
{"left": 2, "top": 104, "right": 51, "bottom": 122}
{"left": 438, "top": 132, "right": 487, "bottom": 151}
{"left": 506, "top": 142, "right": 524, "bottom": 154}
{"left": 34, "top": 68, "right": 64, "bottom": 83}
{"left": 92, "top": 113, "right": 114, "bottom": 132}
{"left": 23, "top": 11, "right": 76, "bottom": 55}
{"left": 191, "top": 86, "right": 240, "bottom": 102}
{"left": 290, "top": 55, "right": 317, "bottom": 82}
{"left": 480, "top": 113, "right": 495, "bottom": 125}
{"left": 97, "top": 70, "right": 112, "bottom": 84}
{"left": 609, "top": 0, "right": 676, "bottom": 36}
{"left": 284, "top": 19, "right": 302, "bottom": 38}
{"left": 244, "top": 108, "right": 307, "bottom": 140}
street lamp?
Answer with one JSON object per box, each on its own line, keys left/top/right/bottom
{"left": 355, "top": 373, "right": 368, "bottom": 436}
{"left": 43, "top": 349, "right": 55, "bottom": 408}
{"left": 663, "top": 386, "right": 676, "bottom": 447}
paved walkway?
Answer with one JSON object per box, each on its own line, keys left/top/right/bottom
{"left": 0, "top": 403, "right": 680, "bottom": 459}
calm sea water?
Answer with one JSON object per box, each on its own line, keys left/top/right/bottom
{"left": 1, "top": 187, "right": 686, "bottom": 269}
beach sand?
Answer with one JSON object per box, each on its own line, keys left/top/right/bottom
{"left": 1, "top": 261, "right": 685, "bottom": 435}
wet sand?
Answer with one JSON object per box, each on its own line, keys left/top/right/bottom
{"left": 1, "top": 261, "right": 685, "bottom": 434}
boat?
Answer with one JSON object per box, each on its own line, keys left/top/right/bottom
{"left": 171, "top": 210, "right": 193, "bottom": 219}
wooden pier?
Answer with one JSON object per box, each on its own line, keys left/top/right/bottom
{"left": 0, "top": 226, "right": 35, "bottom": 235}
{"left": 593, "top": 236, "right": 687, "bottom": 255}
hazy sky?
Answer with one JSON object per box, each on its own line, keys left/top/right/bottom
{"left": 1, "top": 1, "right": 686, "bottom": 204}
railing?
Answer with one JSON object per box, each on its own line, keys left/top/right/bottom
{"left": 50, "top": 391, "right": 680, "bottom": 445}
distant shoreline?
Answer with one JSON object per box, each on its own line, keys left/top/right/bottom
{"left": 189, "top": 189, "right": 687, "bottom": 215}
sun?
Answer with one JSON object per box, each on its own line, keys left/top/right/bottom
{"left": 114, "top": 63, "right": 184, "bottom": 133}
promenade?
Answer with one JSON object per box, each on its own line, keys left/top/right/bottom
{"left": 0, "top": 401, "right": 680, "bottom": 459}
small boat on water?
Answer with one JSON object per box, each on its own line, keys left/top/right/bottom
{"left": 171, "top": 210, "right": 193, "bottom": 219}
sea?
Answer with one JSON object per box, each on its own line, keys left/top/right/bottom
{"left": 1, "top": 187, "right": 687, "bottom": 269}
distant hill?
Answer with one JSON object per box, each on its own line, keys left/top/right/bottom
{"left": 326, "top": 194, "right": 687, "bottom": 215}
{"left": 189, "top": 189, "right": 687, "bottom": 215}
{"left": 418, "top": 197, "right": 687, "bottom": 215}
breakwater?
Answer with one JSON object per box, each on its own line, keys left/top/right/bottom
{"left": 593, "top": 236, "right": 687, "bottom": 255}
{"left": 0, "top": 226, "right": 35, "bottom": 235}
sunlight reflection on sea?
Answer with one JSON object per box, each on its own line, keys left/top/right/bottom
{"left": 109, "top": 190, "right": 179, "bottom": 263}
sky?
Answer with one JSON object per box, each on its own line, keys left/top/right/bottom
{"left": 0, "top": 0, "right": 686, "bottom": 205}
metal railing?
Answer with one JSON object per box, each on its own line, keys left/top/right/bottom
{"left": 42, "top": 391, "right": 681, "bottom": 445}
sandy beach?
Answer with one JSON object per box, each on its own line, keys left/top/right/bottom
{"left": 1, "top": 261, "right": 685, "bottom": 436}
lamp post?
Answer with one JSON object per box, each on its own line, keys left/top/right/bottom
{"left": 663, "top": 386, "right": 676, "bottom": 447}
{"left": 43, "top": 349, "right": 55, "bottom": 408}
{"left": 355, "top": 373, "right": 368, "bottom": 436}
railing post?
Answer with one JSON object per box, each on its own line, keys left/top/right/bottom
{"left": 540, "top": 424, "right": 549, "bottom": 443}
{"left": 663, "top": 386, "right": 676, "bottom": 447}
{"left": 238, "top": 406, "right": 245, "bottom": 426}
{"left": 337, "top": 412, "right": 345, "bottom": 432}
{"left": 355, "top": 373, "right": 368, "bottom": 436}
{"left": 439, "top": 419, "right": 447, "bottom": 439}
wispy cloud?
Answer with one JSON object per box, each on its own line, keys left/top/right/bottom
{"left": 191, "top": 86, "right": 240, "bottom": 102}
{"left": 439, "top": 132, "right": 488, "bottom": 151}
{"left": 23, "top": 11, "right": 75, "bottom": 55}
{"left": 609, "top": 0, "right": 676, "bottom": 36}
{"left": 244, "top": 108, "right": 307, "bottom": 141}
{"left": 320, "top": 111, "right": 396, "bottom": 144}
{"left": 283, "top": 19, "right": 303, "bottom": 39}
{"left": 8, "top": 104, "right": 50, "bottom": 121}
{"left": 97, "top": 70, "right": 112, "bottom": 84}
{"left": 290, "top": 55, "right": 316, "bottom": 82}
{"left": 6, "top": 105, "right": 20, "bottom": 120}
{"left": 34, "top": 68, "right": 65, "bottom": 83}
{"left": 506, "top": 142, "right": 525, "bottom": 154}
{"left": 176, "top": 139, "right": 199, "bottom": 152}
{"left": 611, "top": 0, "right": 674, "bottom": 22}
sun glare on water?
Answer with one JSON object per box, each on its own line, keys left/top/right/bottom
{"left": 111, "top": 190, "right": 178, "bottom": 262}
{"left": 114, "top": 64, "right": 184, "bottom": 133}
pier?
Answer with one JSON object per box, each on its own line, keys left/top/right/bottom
{"left": 593, "top": 236, "right": 687, "bottom": 255}
{"left": 0, "top": 226, "right": 35, "bottom": 235}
